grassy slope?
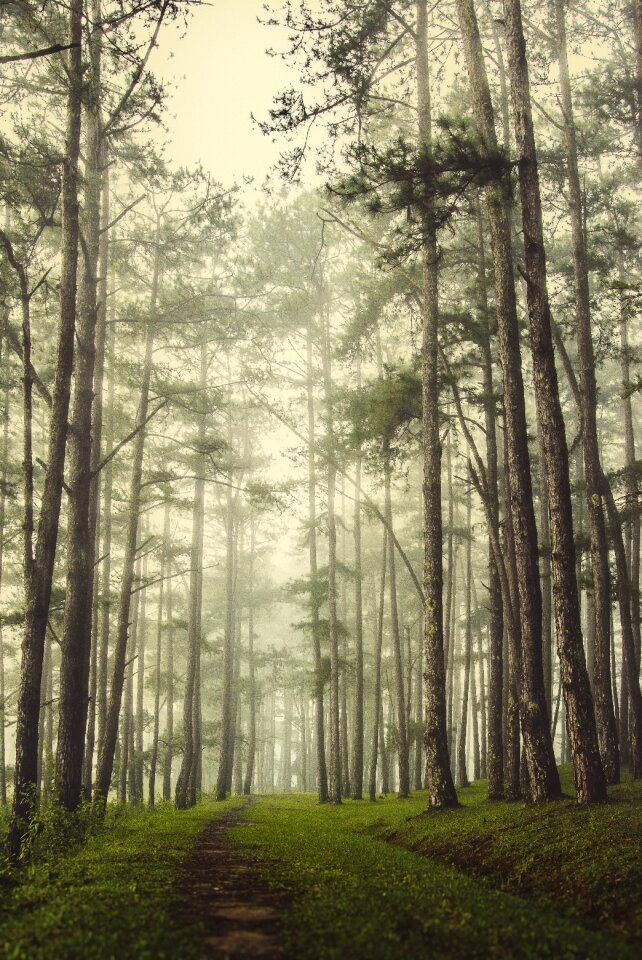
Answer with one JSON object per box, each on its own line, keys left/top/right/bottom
{"left": 0, "top": 799, "right": 243, "bottom": 960}
{"left": 385, "top": 767, "right": 642, "bottom": 943}
{"left": 231, "top": 774, "right": 641, "bottom": 960}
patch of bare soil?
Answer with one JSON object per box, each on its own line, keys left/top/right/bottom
{"left": 176, "top": 803, "right": 286, "bottom": 959}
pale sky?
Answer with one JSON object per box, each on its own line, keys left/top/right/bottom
{"left": 153, "top": 0, "right": 305, "bottom": 187}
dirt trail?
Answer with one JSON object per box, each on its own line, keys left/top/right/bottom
{"left": 177, "top": 802, "right": 286, "bottom": 959}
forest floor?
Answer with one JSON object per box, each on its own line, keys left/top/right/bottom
{"left": 0, "top": 768, "right": 639, "bottom": 959}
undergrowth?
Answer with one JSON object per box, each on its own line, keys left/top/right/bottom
{"left": 0, "top": 797, "right": 243, "bottom": 960}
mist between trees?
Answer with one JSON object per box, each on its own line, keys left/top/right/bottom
{"left": 0, "top": 0, "right": 641, "bottom": 863}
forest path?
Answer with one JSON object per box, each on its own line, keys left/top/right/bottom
{"left": 176, "top": 800, "right": 286, "bottom": 959}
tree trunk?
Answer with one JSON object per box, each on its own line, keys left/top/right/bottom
{"left": 503, "top": 433, "right": 523, "bottom": 801}
{"left": 243, "top": 516, "right": 257, "bottom": 795}
{"left": 444, "top": 420, "right": 455, "bottom": 752}
{"left": 163, "top": 543, "right": 174, "bottom": 800}
{"left": 619, "top": 251, "right": 640, "bottom": 767}
{"left": 553, "top": 0, "right": 619, "bottom": 784}
{"left": 503, "top": 0, "right": 606, "bottom": 802}
{"left": 149, "top": 503, "right": 168, "bottom": 808}
{"left": 56, "top": 0, "right": 106, "bottom": 811}
{"left": 538, "top": 426, "right": 553, "bottom": 714}
{"left": 94, "top": 227, "right": 159, "bottom": 806}
{"left": 416, "top": 0, "right": 458, "bottom": 810}
{"left": 10, "top": 0, "right": 83, "bottom": 856}
{"left": 339, "top": 481, "right": 351, "bottom": 798}
{"left": 119, "top": 563, "right": 140, "bottom": 805}
{"left": 97, "top": 311, "right": 115, "bottom": 760}
{"left": 216, "top": 470, "right": 236, "bottom": 800}
{"left": 322, "top": 306, "right": 341, "bottom": 805}
{"left": 471, "top": 578, "right": 487, "bottom": 780}
{"left": 306, "top": 321, "right": 328, "bottom": 802}
{"left": 351, "top": 357, "right": 364, "bottom": 799}
{"left": 176, "top": 341, "right": 207, "bottom": 809}
{"left": 369, "top": 530, "right": 387, "bottom": 801}
{"left": 133, "top": 552, "right": 148, "bottom": 804}
{"left": 457, "top": 491, "right": 472, "bottom": 787}
{"left": 476, "top": 197, "right": 504, "bottom": 799}
{"left": 455, "top": 0, "right": 561, "bottom": 802}
{"left": 379, "top": 694, "right": 390, "bottom": 794}
{"left": 384, "top": 445, "right": 410, "bottom": 798}
{"left": 0, "top": 344, "right": 9, "bottom": 805}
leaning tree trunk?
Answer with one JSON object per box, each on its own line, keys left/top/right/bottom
{"left": 553, "top": 300, "right": 642, "bottom": 778}
{"left": 552, "top": 0, "right": 619, "bottom": 784}
{"left": 455, "top": 0, "right": 561, "bottom": 802}
{"left": 416, "top": 0, "right": 458, "bottom": 810}
{"left": 503, "top": 0, "right": 606, "bottom": 802}
{"left": 10, "top": 0, "right": 83, "bottom": 857}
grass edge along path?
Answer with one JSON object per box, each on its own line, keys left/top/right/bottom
{"left": 229, "top": 789, "right": 639, "bottom": 960}
{"left": 0, "top": 797, "right": 244, "bottom": 960}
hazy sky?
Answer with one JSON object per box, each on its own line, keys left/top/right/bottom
{"left": 154, "top": 1, "right": 304, "bottom": 186}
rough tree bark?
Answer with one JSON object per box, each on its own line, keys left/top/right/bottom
{"left": 56, "top": 0, "right": 107, "bottom": 811}
{"left": 10, "top": 0, "right": 83, "bottom": 856}
{"left": 503, "top": 0, "right": 606, "bottom": 802}
{"left": 552, "top": 0, "right": 619, "bottom": 784}
{"left": 476, "top": 198, "right": 504, "bottom": 799}
{"left": 416, "top": 0, "right": 458, "bottom": 809}
{"left": 455, "top": 0, "right": 561, "bottom": 802}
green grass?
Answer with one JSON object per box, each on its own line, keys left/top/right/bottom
{"left": 0, "top": 798, "right": 244, "bottom": 960}
{"left": 383, "top": 767, "right": 642, "bottom": 943}
{"left": 230, "top": 776, "right": 641, "bottom": 960}
{"left": 0, "top": 773, "right": 638, "bottom": 959}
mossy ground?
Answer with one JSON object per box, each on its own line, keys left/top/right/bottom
{"left": 0, "top": 770, "right": 638, "bottom": 959}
